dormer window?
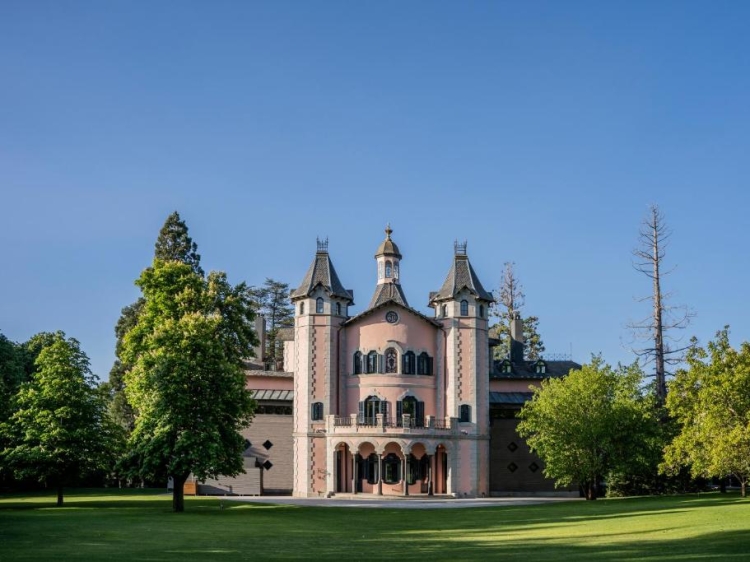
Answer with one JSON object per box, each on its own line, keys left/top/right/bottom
{"left": 460, "top": 300, "right": 469, "bottom": 316}
{"left": 535, "top": 361, "right": 547, "bottom": 374}
{"left": 316, "top": 297, "right": 324, "bottom": 314}
{"left": 501, "top": 360, "right": 512, "bottom": 374}
{"left": 385, "top": 260, "right": 392, "bottom": 278}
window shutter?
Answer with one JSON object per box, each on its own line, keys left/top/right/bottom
{"left": 397, "top": 400, "right": 403, "bottom": 422}
{"left": 358, "top": 401, "right": 364, "bottom": 423}
{"left": 427, "top": 357, "right": 433, "bottom": 376}
{"left": 416, "top": 401, "right": 425, "bottom": 425}
{"left": 402, "top": 354, "right": 407, "bottom": 374}
{"left": 381, "top": 400, "right": 389, "bottom": 419}
{"left": 378, "top": 354, "right": 384, "bottom": 373}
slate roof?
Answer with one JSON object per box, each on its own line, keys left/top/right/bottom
{"left": 368, "top": 282, "right": 409, "bottom": 309}
{"left": 374, "top": 225, "right": 402, "bottom": 258}
{"left": 291, "top": 250, "right": 353, "bottom": 302}
{"left": 431, "top": 254, "right": 494, "bottom": 303}
{"left": 490, "top": 359, "right": 580, "bottom": 380}
{"left": 490, "top": 392, "right": 534, "bottom": 405}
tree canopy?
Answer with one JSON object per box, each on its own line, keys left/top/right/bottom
{"left": 663, "top": 328, "right": 750, "bottom": 496}
{"left": 518, "top": 357, "right": 657, "bottom": 499}
{"left": 0, "top": 333, "right": 121, "bottom": 506}
{"left": 490, "top": 262, "right": 545, "bottom": 360}
{"left": 121, "top": 260, "right": 257, "bottom": 511}
{"left": 154, "top": 211, "right": 203, "bottom": 275}
{"left": 251, "top": 278, "right": 294, "bottom": 369}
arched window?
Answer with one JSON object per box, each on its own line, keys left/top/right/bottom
{"left": 385, "top": 260, "right": 392, "bottom": 278}
{"left": 536, "top": 361, "right": 547, "bottom": 374}
{"left": 417, "top": 352, "right": 431, "bottom": 375}
{"left": 402, "top": 351, "right": 416, "bottom": 375}
{"left": 378, "top": 262, "right": 384, "bottom": 279}
{"left": 385, "top": 348, "right": 397, "bottom": 373}
{"left": 460, "top": 300, "right": 469, "bottom": 316}
{"left": 353, "top": 352, "right": 363, "bottom": 375}
{"left": 459, "top": 404, "right": 471, "bottom": 423}
{"left": 336, "top": 302, "right": 341, "bottom": 316}
{"left": 367, "top": 351, "right": 378, "bottom": 374}
{"left": 442, "top": 304, "right": 447, "bottom": 317}
{"left": 383, "top": 453, "right": 401, "bottom": 484}
{"left": 479, "top": 305, "right": 484, "bottom": 318}
{"left": 365, "top": 453, "right": 379, "bottom": 484}
{"left": 360, "top": 395, "right": 388, "bottom": 424}
{"left": 300, "top": 302, "right": 305, "bottom": 315}
{"left": 311, "top": 402, "right": 324, "bottom": 421}
{"left": 397, "top": 396, "right": 424, "bottom": 427}
{"left": 316, "top": 297, "right": 324, "bottom": 314}
{"left": 501, "top": 360, "right": 512, "bottom": 374}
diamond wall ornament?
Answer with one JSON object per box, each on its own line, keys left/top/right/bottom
{"left": 244, "top": 439, "right": 252, "bottom": 450}
{"left": 507, "top": 442, "right": 518, "bottom": 452}
{"left": 507, "top": 462, "right": 518, "bottom": 473}
{"left": 263, "top": 460, "right": 273, "bottom": 471}
{"left": 529, "top": 462, "right": 539, "bottom": 473}
{"left": 263, "top": 440, "right": 273, "bottom": 450}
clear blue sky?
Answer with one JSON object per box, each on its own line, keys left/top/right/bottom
{"left": 2, "top": 1, "right": 748, "bottom": 380}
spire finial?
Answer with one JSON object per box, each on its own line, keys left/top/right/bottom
{"left": 385, "top": 223, "right": 392, "bottom": 239}
{"left": 316, "top": 237, "right": 329, "bottom": 253}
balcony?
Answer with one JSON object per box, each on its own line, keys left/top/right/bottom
{"left": 326, "top": 414, "right": 461, "bottom": 436}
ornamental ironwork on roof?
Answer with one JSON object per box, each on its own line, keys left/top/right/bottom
{"left": 374, "top": 224, "right": 402, "bottom": 258}
{"left": 291, "top": 238, "right": 353, "bottom": 302}
{"left": 430, "top": 241, "right": 494, "bottom": 303}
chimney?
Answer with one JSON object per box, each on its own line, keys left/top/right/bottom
{"left": 509, "top": 312, "right": 525, "bottom": 362}
{"left": 254, "top": 315, "right": 266, "bottom": 368}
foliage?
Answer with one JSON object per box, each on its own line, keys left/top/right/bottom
{"left": 0, "top": 332, "right": 25, "bottom": 420}
{"left": 251, "top": 278, "right": 294, "bottom": 369}
{"left": 153, "top": 211, "right": 204, "bottom": 276}
{"left": 490, "top": 262, "right": 545, "bottom": 360}
{"left": 0, "top": 333, "right": 123, "bottom": 505}
{"left": 518, "top": 356, "right": 658, "bottom": 499}
{"left": 121, "top": 260, "right": 257, "bottom": 511}
{"left": 109, "top": 212, "right": 204, "bottom": 432}
{"left": 663, "top": 327, "right": 750, "bottom": 497}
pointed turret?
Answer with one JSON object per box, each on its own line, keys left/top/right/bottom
{"left": 430, "top": 241, "right": 494, "bottom": 312}
{"left": 291, "top": 238, "right": 353, "bottom": 303}
{"left": 368, "top": 225, "right": 409, "bottom": 308}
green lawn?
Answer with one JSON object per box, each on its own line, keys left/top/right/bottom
{"left": 1, "top": 490, "right": 749, "bottom": 560}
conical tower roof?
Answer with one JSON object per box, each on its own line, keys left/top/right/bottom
{"left": 291, "top": 238, "right": 353, "bottom": 302}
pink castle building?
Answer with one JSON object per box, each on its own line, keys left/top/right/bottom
{"left": 197, "top": 227, "right": 579, "bottom": 497}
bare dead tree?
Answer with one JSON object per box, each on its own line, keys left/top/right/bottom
{"left": 629, "top": 205, "right": 693, "bottom": 405}
{"left": 491, "top": 262, "right": 545, "bottom": 360}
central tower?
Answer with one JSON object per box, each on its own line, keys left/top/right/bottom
{"left": 369, "top": 224, "right": 409, "bottom": 308}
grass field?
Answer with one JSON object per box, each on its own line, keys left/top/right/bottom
{"left": 1, "top": 490, "right": 749, "bottom": 560}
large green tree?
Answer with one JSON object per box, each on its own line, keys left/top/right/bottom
{"left": 663, "top": 328, "right": 750, "bottom": 497}
{"left": 0, "top": 333, "right": 121, "bottom": 506}
{"left": 490, "top": 262, "right": 545, "bottom": 360}
{"left": 122, "top": 260, "right": 257, "bottom": 512}
{"left": 109, "top": 212, "right": 204, "bottom": 431}
{"left": 518, "top": 357, "right": 657, "bottom": 499}
{"left": 251, "top": 278, "right": 294, "bottom": 369}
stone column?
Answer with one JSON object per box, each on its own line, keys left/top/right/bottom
{"left": 377, "top": 453, "right": 383, "bottom": 496}
{"left": 427, "top": 454, "right": 434, "bottom": 496}
{"left": 402, "top": 454, "right": 409, "bottom": 496}
{"left": 352, "top": 452, "right": 357, "bottom": 495}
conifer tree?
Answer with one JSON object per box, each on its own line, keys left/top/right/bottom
{"left": 251, "top": 278, "right": 294, "bottom": 369}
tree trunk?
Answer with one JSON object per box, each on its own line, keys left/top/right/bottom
{"left": 742, "top": 481, "right": 746, "bottom": 498}
{"left": 172, "top": 473, "right": 189, "bottom": 512}
{"left": 720, "top": 479, "right": 727, "bottom": 494}
{"left": 57, "top": 485, "right": 64, "bottom": 507}
{"left": 585, "top": 481, "right": 598, "bottom": 500}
